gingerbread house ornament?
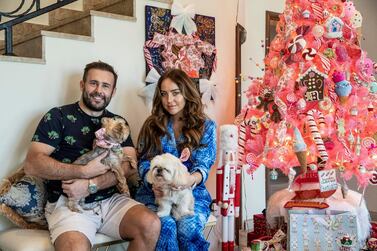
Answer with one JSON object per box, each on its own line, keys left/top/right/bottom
{"left": 324, "top": 16, "right": 344, "bottom": 39}
{"left": 298, "top": 66, "right": 327, "bottom": 102}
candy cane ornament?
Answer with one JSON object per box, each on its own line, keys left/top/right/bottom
{"left": 306, "top": 109, "right": 329, "bottom": 166}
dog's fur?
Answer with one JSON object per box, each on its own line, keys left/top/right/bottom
{"left": 146, "top": 153, "right": 194, "bottom": 220}
{"left": 68, "top": 116, "right": 136, "bottom": 212}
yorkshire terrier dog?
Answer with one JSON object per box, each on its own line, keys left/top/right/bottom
{"left": 68, "top": 116, "right": 137, "bottom": 212}
{"left": 146, "top": 150, "right": 194, "bottom": 220}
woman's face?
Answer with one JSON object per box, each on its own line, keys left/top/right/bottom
{"left": 160, "top": 78, "right": 186, "bottom": 118}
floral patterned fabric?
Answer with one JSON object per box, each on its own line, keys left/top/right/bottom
{"left": 0, "top": 175, "right": 47, "bottom": 227}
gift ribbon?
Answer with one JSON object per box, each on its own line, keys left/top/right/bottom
{"left": 138, "top": 67, "right": 161, "bottom": 108}
{"left": 199, "top": 78, "right": 217, "bottom": 105}
{"left": 170, "top": 2, "right": 197, "bottom": 35}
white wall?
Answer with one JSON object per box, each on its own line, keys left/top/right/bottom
{"left": 240, "top": 0, "right": 285, "bottom": 223}
{"left": 0, "top": 0, "right": 238, "bottom": 231}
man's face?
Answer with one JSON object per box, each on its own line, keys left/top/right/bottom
{"left": 80, "top": 69, "right": 116, "bottom": 112}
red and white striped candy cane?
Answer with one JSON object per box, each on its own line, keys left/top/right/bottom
{"left": 318, "top": 53, "right": 331, "bottom": 73}
{"left": 311, "top": 3, "right": 323, "bottom": 20}
{"left": 306, "top": 109, "right": 328, "bottom": 163}
{"left": 144, "top": 40, "right": 161, "bottom": 70}
{"left": 238, "top": 122, "right": 247, "bottom": 165}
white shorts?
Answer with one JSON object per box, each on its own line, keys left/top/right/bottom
{"left": 45, "top": 193, "right": 140, "bottom": 245}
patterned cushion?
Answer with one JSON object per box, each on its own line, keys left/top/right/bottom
{"left": 0, "top": 168, "right": 47, "bottom": 229}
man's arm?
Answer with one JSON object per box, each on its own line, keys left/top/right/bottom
{"left": 24, "top": 141, "right": 110, "bottom": 180}
{"left": 90, "top": 146, "right": 137, "bottom": 189}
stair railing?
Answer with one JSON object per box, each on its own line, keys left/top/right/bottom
{"left": 0, "top": 0, "right": 77, "bottom": 56}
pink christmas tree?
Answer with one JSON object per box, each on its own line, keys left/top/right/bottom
{"left": 237, "top": 0, "right": 377, "bottom": 188}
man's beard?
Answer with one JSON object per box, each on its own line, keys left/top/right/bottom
{"left": 82, "top": 90, "right": 112, "bottom": 112}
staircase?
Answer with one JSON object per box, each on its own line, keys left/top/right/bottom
{"left": 0, "top": 0, "right": 135, "bottom": 62}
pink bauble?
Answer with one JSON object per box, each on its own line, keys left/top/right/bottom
{"left": 312, "top": 25, "right": 325, "bottom": 38}
{"left": 296, "top": 98, "right": 306, "bottom": 110}
{"left": 356, "top": 57, "right": 374, "bottom": 76}
{"left": 335, "top": 45, "right": 349, "bottom": 62}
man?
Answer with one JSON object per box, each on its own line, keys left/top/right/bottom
{"left": 24, "top": 61, "right": 160, "bottom": 251}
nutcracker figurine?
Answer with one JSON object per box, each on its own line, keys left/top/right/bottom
{"left": 216, "top": 125, "right": 241, "bottom": 251}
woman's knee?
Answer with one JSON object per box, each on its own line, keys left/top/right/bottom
{"left": 138, "top": 210, "right": 161, "bottom": 236}
{"left": 177, "top": 216, "right": 202, "bottom": 239}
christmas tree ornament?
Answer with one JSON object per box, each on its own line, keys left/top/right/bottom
{"left": 296, "top": 98, "right": 307, "bottom": 110}
{"left": 288, "top": 35, "right": 307, "bottom": 54}
{"left": 318, "top": 97, "right": 332, "bottom": 111}
{"left": 302, "top": 48, "right": 317, "bottom": 61}
{"left": 323, "top": 48, "right": 335, "bottom": 59}
{"left": 298, "top": 67, "right": 326, "bottom": 102}
{"left": 350, "top": 106, "right": 358, "bottom": 116}
{"left": 333, "top": 71, "right": 352, "bottom": 104}
{"left": 350, "top": 11, "right": 363, "bottom": 28}
{"left": 355, "top": 135, "right": 362, "bottom": 156}
{"left": 368, "top": 103, "right": 374, "bottom": 112}
{"left": 293, "top": 127, "right": 308, "bottom": 173}
{"left": 270, "top": 169, "right": 279, "bottom": 181}
{"left": 324, "top": 16, "right": 344, "bottom": 38}
{"left": 302, "top": 10, "right": 311, "bottom": 19}
{"left": 312, "top": 24, "right": 325, "bottom": 38}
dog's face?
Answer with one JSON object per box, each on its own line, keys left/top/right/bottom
{"left": 101, "top": 117, "right": 130, "bottom": 143}
{"left": 147, "top": 153, "right": 190, "bottom": 186}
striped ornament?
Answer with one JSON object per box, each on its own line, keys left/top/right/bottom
{"left": 288, "top": 35, "right": 307, "bottom": 54}
{"left": 302, "top": 48, "right": 317, "bottom": 61}
{"left": 318, "top": 53, "right": 331, "bottom": 73}
{"left": 306, "top": 109, "right": 329, "bottom": 164}
{"left": 311, "top": 3, "right": 324, "bottom": 20}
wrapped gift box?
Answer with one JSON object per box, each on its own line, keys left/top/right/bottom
{"left": 288, "top": 209, "right": 360, "bottom": 251}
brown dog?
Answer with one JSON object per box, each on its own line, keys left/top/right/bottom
{"left": 68, "top": 116, "right": 136, "bottom": 212}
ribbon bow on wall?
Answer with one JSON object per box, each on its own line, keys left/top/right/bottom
{"left": 138, "top": 67, "right": 161, "bottom": 111}
{"left": 199, "top": 78, "right": 217, "bottom": 105}
{"left": 170, "top": 2, "right": 197, "bottom": 35}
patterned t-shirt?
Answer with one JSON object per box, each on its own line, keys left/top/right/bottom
{"left": 32, "top": 102, "right": 133, "bottom": 203}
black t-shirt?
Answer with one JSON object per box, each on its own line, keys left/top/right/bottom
{"left": 32, "top": 102, "right": 133, "bottom": 203}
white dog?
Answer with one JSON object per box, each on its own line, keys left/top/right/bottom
{"left": 146, "top": 151, "right": 194, "bottom": 220}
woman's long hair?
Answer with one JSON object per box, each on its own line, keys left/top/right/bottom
{"left": 137, "top": 69, "right": 207, "bottom": 159}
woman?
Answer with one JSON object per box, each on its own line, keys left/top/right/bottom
{"left": 135, "top": 69, "right": 216, "bottom": 251}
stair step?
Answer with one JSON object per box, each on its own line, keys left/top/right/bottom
{"left": 0, "top": 0, "right": 134, "bottom": 59}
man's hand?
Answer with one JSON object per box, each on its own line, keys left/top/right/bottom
{"left": 81, "top": 151, "right": 110, "bottom": 179}
{"left": 152, "top": 184, "right": 164, "bottom": 198}
{"left": 62, "top": 179, "right": 90, "bottom": 199}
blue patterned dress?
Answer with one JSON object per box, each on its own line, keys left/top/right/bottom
{"left": 135, "top": 119, "right": 216, "bottom": 251}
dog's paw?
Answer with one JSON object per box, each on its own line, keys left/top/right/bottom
{"left": 157, "top": 211, "right": 169, "bottom": 218}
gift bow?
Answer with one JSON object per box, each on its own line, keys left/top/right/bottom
{"left": 266, "top": 230, "right": 286, "bottom": 251}
{"left": 138, "top": 68, "right": 161, "bottom": 110}
{"left": 170, "top": 2, "right": 197, "bottom": 35}
{"left": 199, "top": 78, "right": 217, "bottom": 105}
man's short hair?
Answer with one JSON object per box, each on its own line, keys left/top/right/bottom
{"left": 82, "top": 61, "right": 118, "bottom": 88}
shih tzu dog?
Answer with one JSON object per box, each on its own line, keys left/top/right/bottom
{"left": 68, "top": 116, "right": 137, "bottom": 212}
{"left": 146, "top": 151, "right": 194, "bottom": 220}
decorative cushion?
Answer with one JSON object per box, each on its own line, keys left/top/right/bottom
{"left": 0, "top": 229, "right": 125, "bottom": 251}
{"left": 0, "top": 168, "right": 47, "bottom": 229}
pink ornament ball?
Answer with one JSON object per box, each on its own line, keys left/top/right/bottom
{"left": 335, "top": 45, "right": 349, "bottom": 62}
{"left": 312, "top": 25, "right": 325, "bottom": 38}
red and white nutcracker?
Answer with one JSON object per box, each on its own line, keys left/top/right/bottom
{"left": 216, "top": 125, "right": 241, "bottom": 251}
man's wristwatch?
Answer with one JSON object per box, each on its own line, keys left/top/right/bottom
{"left": 88, "top": 179, "right": 98, "bottom": 194}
